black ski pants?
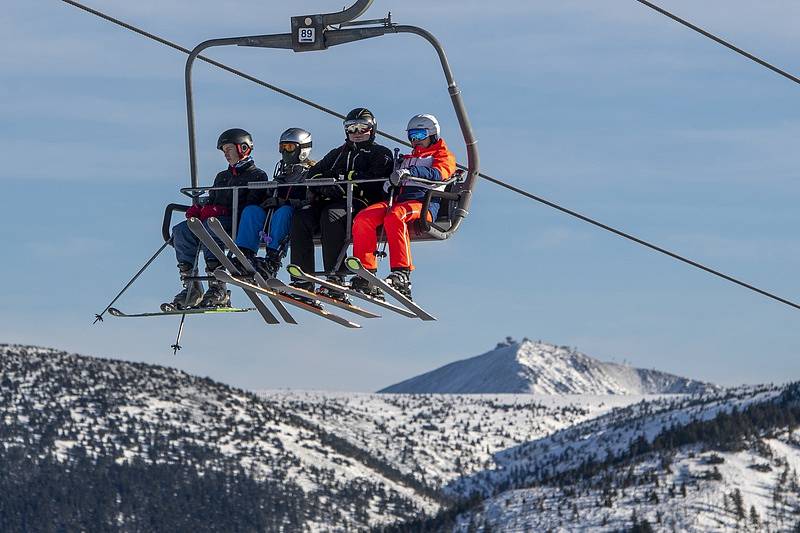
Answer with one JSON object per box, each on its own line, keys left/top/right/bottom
{"left": 290, "top": 201, "right": 355, "bottom": 277}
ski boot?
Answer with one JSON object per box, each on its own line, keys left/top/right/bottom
{"left": 228, "top": 248, "right": 280, "bottom": 280}
{"left": 162, "top": 262, "right": 204, "bottom": 311}
{"left": 261, "top": 248, "right": 283, "bottom": 279}
{"left": 228, "top": 248, "right": 257, "bottom": 278}
{"left": 316, "top": 275, "right": 352, "bottom": 305}
{"left": 288, "top": 280, "right": 323, "bottom": 309}
{"left": 198, "top": 260, "right": 231, "bottom": 308}
{"left": 350, "top": 274, "right": 384, "bottom": 301}
{"left": 385, "top": 269, "right": 412, "bottom": 300}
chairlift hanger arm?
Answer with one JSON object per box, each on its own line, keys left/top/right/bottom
{"left": 321, "top": 0, "right": 374, "bottom": 27}
{"left": 183, "top": 4, "right": 479, "bottom": 241}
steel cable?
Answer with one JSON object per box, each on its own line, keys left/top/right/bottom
{"left": 62, "top": 0, "right": 800, "bottom": 311}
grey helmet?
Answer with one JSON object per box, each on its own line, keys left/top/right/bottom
{"left": 279, "top": 127, "right": 312, "bottom": 163}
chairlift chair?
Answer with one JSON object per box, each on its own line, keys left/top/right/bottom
{"left": 97, "top": 0, "right": 480, "bottom": 347}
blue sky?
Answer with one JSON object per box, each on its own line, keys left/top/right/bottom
{"left": 2, "top": 0, "right": 799, "bottom": 391}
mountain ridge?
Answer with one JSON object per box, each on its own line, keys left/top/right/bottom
{"left": 379, "top": 338, "right": 718, "bottom": 395}
{"left": 7, "top": 341, "right": 796, "bottom": 533}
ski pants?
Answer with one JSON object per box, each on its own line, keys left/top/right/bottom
{"left": 234, "top": 204, "right": 293, "bottom": 254}
{"left": 352, "top": 200, "right": 432, "bottom": 271}
{"left": 290, "top": 201, "right": 354, "bottom": 277}
{"left": 172, "top": 216, "right": 232, "bottom": 268}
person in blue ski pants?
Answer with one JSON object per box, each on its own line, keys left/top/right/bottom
{"left": 167, "top": 128, "right": 268, "bottom": 309}
{"left": 233, "top": 127, "right": 313, "bottom": 278}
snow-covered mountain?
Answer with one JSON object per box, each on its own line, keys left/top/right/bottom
{"left": 4, "top": 342, "right": 798, "bottom": 532}
{"left": 0, "top": 344, "right": 440, "bottom": 530}
{"left": 439, "top": 382, "right": 800, "bottom": 532}
{"left": 380, "top": 337, "right": 717, "bottom": 395}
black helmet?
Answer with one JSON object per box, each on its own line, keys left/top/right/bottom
{"left": 217, "top": 128, "right": 254, "bottom": 156}
{"left": 343, "top": 108, "right": 376, "bottom": 143}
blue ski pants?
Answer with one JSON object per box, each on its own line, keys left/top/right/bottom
{"left": 172, "top": 216, "right": 232, "bottom": 267}
{"left": 234, "top": 204, "right": 293, "bottom": 254}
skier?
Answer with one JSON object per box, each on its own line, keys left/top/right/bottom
{"left": 167, "top": 128, "right": 268, "bottom": 310}
{"left": 350, "top": 113, "right": 456, "bottom": 300}
{"left": 232, "top": 128, "right": 313, "bottom": 279}
{"left": 289, "top": 108, "right": 393, "bottom": 302}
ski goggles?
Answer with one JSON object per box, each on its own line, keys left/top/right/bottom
{"left": 407, "top": 128, "right": 429, "bottom": 142}
{"left": 279, "top": 142, "right": 298, "bottom": 152}
{"left": 344, "top": 120, "right": 373, "bottom": 134}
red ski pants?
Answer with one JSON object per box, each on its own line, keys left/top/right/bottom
{"left": 352, "top": 200, "right": 430, "bottom": 271}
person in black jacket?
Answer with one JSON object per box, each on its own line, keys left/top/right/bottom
{"left": 289, "top": 108, "right": 393, "bottom": 302}
{"left": 167, "top": 128, "right": 268, "bottom": 310}
{"left": 233, "top": 127, "right": 313, "bottom": 279}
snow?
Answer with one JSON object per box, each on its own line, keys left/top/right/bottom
{"left": 3, "top": 342, "right": 798, "bottom": 532}
{"left": 380, "top": 339, "right": 719, "bottom": 395}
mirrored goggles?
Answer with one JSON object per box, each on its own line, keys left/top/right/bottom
{"left": 407, "top": 128, "right": 429, "bottom": 142}
{"left": 344, "top": 120, "right": 373, "bottom": 134}
{"left": 279, "top": 142, "right": 298, "bottom": 152}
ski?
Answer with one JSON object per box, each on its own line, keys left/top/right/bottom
{"left": 205, "top": 218, "right": 297, "bottom": 325}
{"left": 265, "top": 278, "right": 381, "bottom": 319}
{"left": 108, "top": 306, "right": 254, "bottom": 318}
{"left": 286, "top": 264, "right": 418, "bottom": 319}
{"left": 186, "top": 218, "right": 281, "bottom": 325}
{"left": 214, "top": 270, "right": 361, "bottom": 329}
{"left": 344, "top": 257, "right": 436, "bottom": 321}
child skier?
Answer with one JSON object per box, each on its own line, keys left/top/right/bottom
{"left": 350, "top": 114, "right": 456, "bottom": 300}
{"left": 232, "top": 127, "right": 313, "bottom": 279}
{"left": 166, "top": 128, "right": 268, "bottom": 310}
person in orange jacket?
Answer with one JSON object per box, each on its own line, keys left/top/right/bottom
{"left": 351, "top": 114, "right": 456, "bottom": 300}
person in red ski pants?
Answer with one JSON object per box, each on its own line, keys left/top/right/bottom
{"left": 351, "top": 114, "right": 456, "bottom": 300}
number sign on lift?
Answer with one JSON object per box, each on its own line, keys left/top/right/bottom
{"left": 298, "top": 27, "right": 315, "bottom": 44}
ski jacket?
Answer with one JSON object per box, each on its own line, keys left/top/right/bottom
{"left": 306, "top": 141, "right": 393, "bottom": 208}
{"left": 206, "top": 158, "right": 269, "bottom": 217}
{"left": 396, "top": 138, "right": 457, "bottom": 205}
{"left": 272, "top": 161, "right": 312, "bottom": 203}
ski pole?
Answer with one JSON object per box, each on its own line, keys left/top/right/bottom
{"left": 172, "top": 315, "right": 186, "bottom": 355}
{"left": 375, "top": 148, "right": 401, "bottom": 261}
{"left": 93, "top": 240, "right": 171, "bottom": 323}
{"left": 172, "top": 241, "right": 203, "bottom": 353}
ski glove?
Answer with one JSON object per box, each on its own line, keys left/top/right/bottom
{"left": 199, "top": 204, "right": 230, "bottom": 220}
{"left": 389, "top": 168, "right": 411, "bottom": 187}
{"left": 185, "top": 204, "right": 202, "bottom": 219}
{"left": 318, "top": 182, "right": 345, "bottom": 199}
{"left": 260, "top": 196, "right": 281, "bottom": 209}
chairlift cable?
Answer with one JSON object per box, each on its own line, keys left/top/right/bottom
{"left": 634, "top": 0, "right": 800, "bottom": 87}
{"left": 63, "top": 0, "right": 800, "bottom": 312}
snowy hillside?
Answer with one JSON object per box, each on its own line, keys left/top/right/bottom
{"left": 0, "top": 344, "right": 440, "bottom": 530}
{"left": 4, "top": 342, "right": 799, "bottom": 532}
{"left": 257, "top": 390, "right": 647, "bottom": 493}
{"left": 416, "top": 382, "right": 800, "bottom": 532}
{"left": 380, "top": 337, "right": 718, "bottom": 395}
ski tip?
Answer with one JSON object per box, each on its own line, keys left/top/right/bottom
{"left": 286, "top": 264, "right": 303, "bottom": 278}
{"left": 344, "top": 257, "right": 362, "bottom": 271}
{"left": 108, "top": 308, "right": 122, "bottom": 317}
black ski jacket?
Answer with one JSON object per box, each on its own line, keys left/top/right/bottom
{"left": 206, "top": 158, "right": 268, "bottom": 216}
{"left": 306, "top": 141, "right": 393, "bottom": 208}
{"left": 270, "top": 161, "right": 311, "bottom": 205}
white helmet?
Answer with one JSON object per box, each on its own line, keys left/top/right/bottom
{"left": 406, "top": 113, "right": 440, "bottom": 142}
{"left": 279, "top": 127, "right": 312, "bottom": 162}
